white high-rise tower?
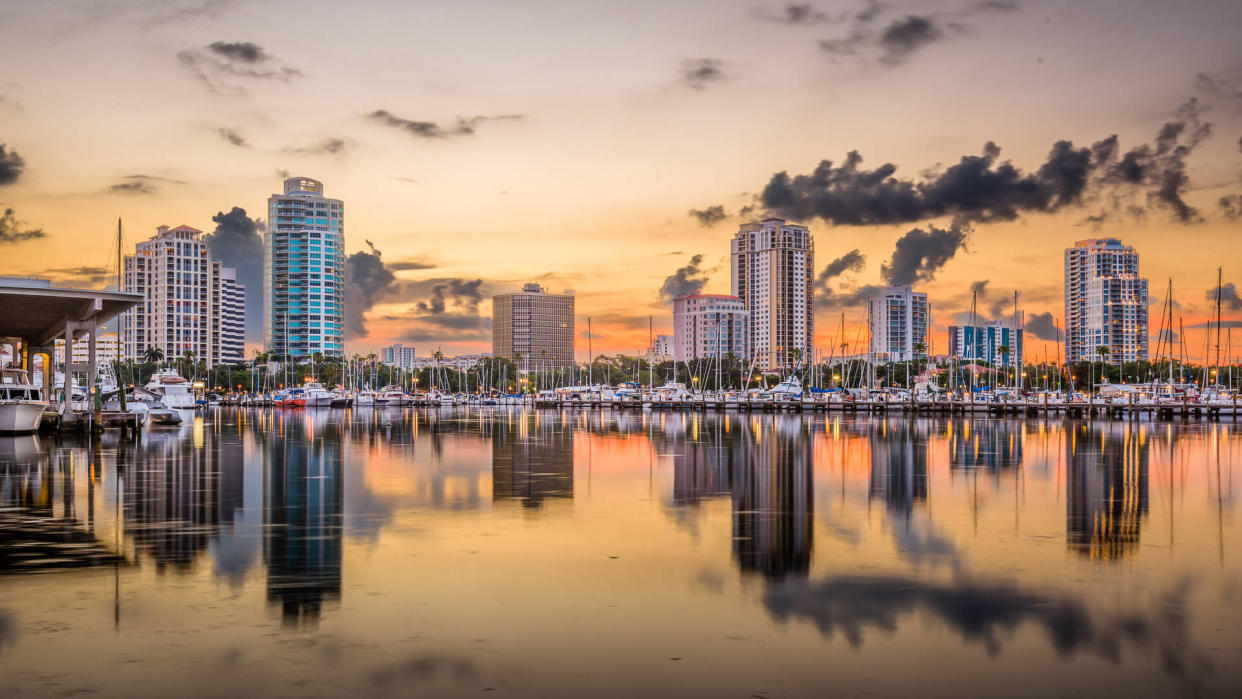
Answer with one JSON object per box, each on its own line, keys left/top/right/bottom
{"left": 730, "top": 218, "right": 814, "bottom": 372}
{"left": 1064, "top": 238, "right": 1148, "bottom": 364}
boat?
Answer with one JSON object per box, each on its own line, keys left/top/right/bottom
{"left": 0, "top": 367, "right": 49, "bottom": 433}
{"left": 302, "top": 380, "right": 335, "bottom": 407}
{"left": 379, "top": 385, "right": 409, "bottom": 406}
{"left": 767, "top": 375, "right": 804, "bottom": 398}
{"left": 144, "top": 369, "right": 199, "bottom": 409}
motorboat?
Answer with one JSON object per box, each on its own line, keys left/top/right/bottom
{"left": 767, "top": 375, "right": 804, "bottom": 398}
{"left": 144, "top": 369, "right": 199, "bottom": 409}
{"left": 302, "top": 381, "right": 335, "bottom": 407}
{"left": 379, "top": 385, "right": 409, "bottom": 406}
{"left": 0, "top": 367, "right": 49, "bottom": 433}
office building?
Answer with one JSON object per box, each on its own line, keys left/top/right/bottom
{"left": 1064, "top": 238, "right": 1148, "bottom": 364}
{"left": 220, "top": 267, "right": 246, "bottom": 363}
{"left": 120, "top": 224, "right": 233, "bottom": 367}
{"left": 867, "top": 285, "right": 928, "bottom": 362}
{"left": 266, "top": 177, "right": 345, "bottom": 359}
{"left": 492, "top": 283, "right": 574, "bottom": 370}
{"left": 730, "top": 218, "right": 814, "bottom": 372}
{"left": 381, "top": 343, "right": 418, "bottom": 369}
{"left": 947, "top": 321, "right": 1023, "bottom": 368}
{"left": 672, "top": 293, "right": 749, "bottom": 362}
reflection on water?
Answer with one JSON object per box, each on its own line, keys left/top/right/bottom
{"left": 0, "top": 411, "right": 1238, "bottom": 697}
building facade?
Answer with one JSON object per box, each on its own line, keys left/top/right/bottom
{"left": 868, "top": 286, "right": 928, "bottom": 362}
{"left": 120, "top": 224, "right": 233, "bottom": 367}
{"left": 730, "top": 218, "right": 814, "bottom": 372}
{"left": 1064, "top": 238, "right": 1148, "bottom": 364}
{"left": 947, "top": 321, "right": 1024, "bottom": 368}
{"left": 672, "top": 294, "right": 749, "bottom": 362}
{"left": 266, "top": 177, "right": 345, "bottom": 359}
{"left": 381, "top": 343, "right": 418, "bottom": 369}
{"left": 220, "top": 267, "right": 246, "bottom": 363}
{"left": 650, "top": 334, "right": 673, "bottom": 361}
{"left": 492, "top": 283, "right": 575, "bottom": 369}
{"left": 56, "top": 332, "right": 121, "bottom": 366}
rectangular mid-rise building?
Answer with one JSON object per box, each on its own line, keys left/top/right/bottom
{"left": 672, "top": 294, "right": 749, "bottom": 362}
{"left": 868, "top": 285, "right": 928, "bottom": 363}
{"left": 1064, "top": 238, "right": 1147, "bottom": 364}
{"left": 947, "top": 321, "right": 1023, "bottom": 368}
{"left": 492, "top": 283, "right": 574, "bottom": 370}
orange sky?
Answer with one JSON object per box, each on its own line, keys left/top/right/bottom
{"left": 1, "top": 0, "right": 1240, "bottom": 361}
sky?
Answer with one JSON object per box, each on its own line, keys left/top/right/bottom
{"left": 1, "top": 0, "right": 1241, "bottom": 362}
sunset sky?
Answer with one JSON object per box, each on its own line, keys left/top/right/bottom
{"left": 1, "top": 0, "right": 1240, "bottom": 361}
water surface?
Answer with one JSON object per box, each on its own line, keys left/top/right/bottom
{"left": 1, "top": 409, "right": 1239, "bottom": 697}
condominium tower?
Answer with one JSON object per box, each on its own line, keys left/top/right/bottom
{"left": 1064, "top": 238, "right": 1148, "bottom": 364}
{"left": 947, "top": 321, "right": 1023, "bottom": 368}
{"left": 381, "top": 343, "right": 418, "bottom": 369}
{"left": 220, "top": 267, "right": 246, "bottom": 363}
{"left": 730, "top": 218, "right": 814, "bottom": 372}
{"left": 120, "top": 224, "right": 243, "bottom": 367}
{"left": 266, "top": 177, "right": 345, "bottom": 359}
{"left": 868, "top": 285, "right": 929, "bottom": 362}
{"left": 492, "top": 283, "right": 575, "bottom": 370}
{"left": 672, "top": 293, "right": 749, "bottom": 362}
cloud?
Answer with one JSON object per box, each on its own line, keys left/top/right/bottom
{"left": 0, "top": 143, "right": 25, "bottom": 185}
{"left": 144, "top": 0, "right": 237, "bottom": 26}
{"left": 752, "top": 100, "right": 1215, "bottom": 227}
{"left": 659, "top": 254, "right": 709, "bottom": 302}
{"left": 688, "top": 205, "right": 728, "bottom": 227}
{"left": 1153, "top": 329, "right": 1179, "bottom": 344}
{"left": 1194, "top": 65, "right": 1242, "bottom": 111}
{"left": 814, "top": 248, "right": 865, "bottom": 305}
{"left": 881, "top": 224, "right": 968, "bottom": 285}
{"left": 1187, "top": 320, "right": 1242, "bottom": 329}
{"left": 368, "top": 110, "right": 523, "bottom": 139}
{"left": 680, "top": 58, "right": 727, "bottom": 90}
{"left": 969, "top": 279, "right": 989, "bottom": 298}
{"left": 39, "top": 265, "right": 112, "bottom": 287}
{"left": 0, "top": 208, "right": 46, "bottom": 244}
{"left": 1220, "top": 195, "right": 1242, "bottom": 220}
{"left": 203, "top": 207, "right": 265, "bottom": 341}
{"left": 762, "top": 575, "right": 1209, "bottom": 686}
{"left": 217, "top": 127, "right": 250, "bottom": 148}
{"left": 1205, "top": 281, "right": 1242, "bottom": 311}
{"left": 389, "top": 257, "right": 437, "bottom": 271}
{"left": 108, "top": 174, "right": 184, "bottom": 195}
{"left": 177, "top": 41, "right": 302, "bottom": 94}
{"left": 416, "top": 279, "right": 484, "bottom": 314}
{"left": 345, "top": 240, "right": 397, "bottom": 339}
{"left": 816, "top": 1, "right": 1015, "bottom": 66}
{"left": 876, "top": 15, "right": 943, "bottom": 65}
{"left": 283, "top": 137, "right": 347, "bottom": 156}
{"left": 753, "top": 3, "right": 836, "bottom": 25}
{"left": 1023, "top": 311, "right": 1061, "bottom": 341}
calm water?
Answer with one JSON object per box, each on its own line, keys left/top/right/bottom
{"left": 1, "top": 409, "right": 1240, "bottom": 697}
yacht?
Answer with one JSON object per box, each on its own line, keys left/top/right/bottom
{"left": 0, "top": 367, "right": 49, "bottom": 433}
{"left": 144, "top": 369, "right": 199, "bottom": 409}
{"left": 302, "top": 380, "right": 335, "bottom": 407}
{"left": 379, "top": 385, "right": 409, "bottom": 406}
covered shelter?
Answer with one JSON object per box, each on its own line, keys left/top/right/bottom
{"left": 0, "top": 277, "right": 142, "bottom": 420}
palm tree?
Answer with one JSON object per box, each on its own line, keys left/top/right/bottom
{"left": 1095, "top": 345, "right": 1110, "bottom": 388}
{"left": 144, "top": 346, "right": 164, "bottom": 366}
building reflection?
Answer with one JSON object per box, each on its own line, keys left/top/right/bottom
{"left": 264, "top": 415, "right": 343, "bottom": 628}
{"left": 1066, "top": 423, "right": 1149, "bottom": 560}
{"left": 868, "top": 420, "right": 929, "bottom": 514}
{"left": 948, "top": 419, "right": 1023, "bottom": 471}
{"left": 731, "top": 416, "right": 813, "bottom": 581}
{"left": 123, "top": 430, "right": 221, "bottom": 570}
{"left": 670, "top": 416, "right": 732, "bottom": 506}
{"left": 492, "top": 414, "right": 573, "bottom": 508}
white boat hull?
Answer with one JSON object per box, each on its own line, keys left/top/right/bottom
{"left": 0, "top": 401, "right": 48, "bottom": 433}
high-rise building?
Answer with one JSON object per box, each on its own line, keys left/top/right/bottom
{"left": 672, "top": 293, "right": 749, "bottom": 362}
{"left": 381, "top": 343, "right": 418, "bottom": 369}
{"left": 56, "top": 332, "right": 121, "bottom": 365}
{"left": 867, "top": 285, "right": 928, "bottom": 362}
{"left": 266, "top": 177, "right": 345, "bottom": 359}
{"left": 650, "top": 334, "right": 673, "bottom": 361}
{"left": 492, "top": 283, "right": 574, "bottom": 369}
{"left": 220, "top": 267, "right": 246, "bottom": 363}
{"left": 730, "top": 218, "right": 814, "bottom": 372}
{"left": 947, "top": 321, "right": 1023, "bottom": 368}
{"left": 120, "top": 224, "right": 233, "bottom": 367}
{"left": 1064, "top": 238, "right": 1148, "bottom": 364}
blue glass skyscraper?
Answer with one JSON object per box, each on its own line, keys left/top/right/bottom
{"left": 265, "top": 177, "right": 345, "bottom": 359}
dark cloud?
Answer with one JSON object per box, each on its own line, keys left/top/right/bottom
{"left": 1023, "top": 311, "right": 1061, "bottom": 341}
{"left": 368, "top": 110, "right": 523, "bottom": 139}
{"left": 108, "top": 174, "right": 184, "bottom": 195}
{"left": 0, "top": 144, "right": 24, "bottom": 185}
{"left": 751, "top": 100, "right": 1214, "bottom": 227}
{"left": 203, "top": 207, "right": 265, "bottom": 341}
{"left": 814, "top": 249, "right": 865, "bottom": 305}
{"left": 345, "top": 240, "right": 397, "bottom": 339}
{"left": 762, "top": 575, "right": 1207, "bottom": 686}
{"left": 40, "top": 265, "right": 112, "bottom": 287}
{"left": 217, "top": 127, "right": 250, "bottom": 148}
{"left": 1187, "top": 320, "right": 1242, "bottom": 329}
{"left": 416, "top": 279, "right": 484, "bottom": 314}
{"left": 877, "top": 15, "right": 943, "bottom": 65}
{"left": 816, "top": 1, "right": 1013, "bottom": 66}
{"left": 1193, "top": 66, "right": 1242, "bottom": 111}
{"left": 1220, "top": 194, "right": 1242, "bottom": 220}
{"left": 389, "top": 258, "right": 437, "bottom": 271}
{"left": 0, "top": 208, "right": 46, "bottom": 245}
{"left": 1154, "top": 329, "right": 1179, "bottom": 344}
{"left": 881, "top": 224, "right": 968, "bottom": 285}
{"left": 1205, "top": 281, "right": 1242, "bottom": 311}
{"left": 177, "top": 41, "right": 302, "bottom": 94}
{"left": 688, "top": 205, "right": 728, "bottom": 227}
{"left": 659, "top": 254, "right": 709, "bottom": 302}
{"left": 753, "top": 3, "right": 836, "bottom": 25}
{"left": 284, "top": 137, "right": 347, "bottom": 156}
{"left": 969, "top": 279, "right": 989, "bottom": 298}
{"left": 680, "top": 58, "right": 727, "bottom": 90}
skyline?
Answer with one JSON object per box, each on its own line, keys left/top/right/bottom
{"left": 2, "top": 0, "right": 1241, "bottom": 362}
